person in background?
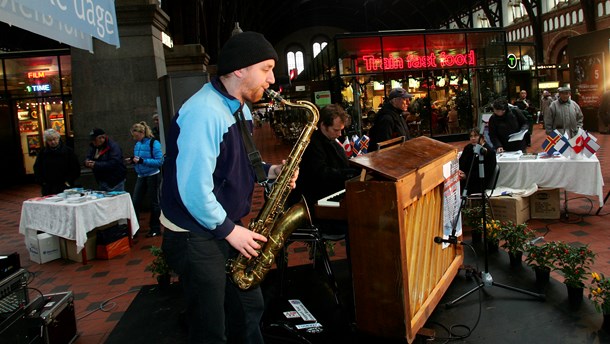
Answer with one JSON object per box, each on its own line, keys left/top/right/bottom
{"left": 84, "top": 128, "right": 127, "bottom": 191}
{"left": 368, "top": 87, "right": 412, "bottom": 151}
{"left": 597, "top": 90, "right": 610, "bottom": 134}
{"left": 34, "top": 129, "right": 81, "bottom": 196}
{"left": 290, "top": 104, "right": 359, "bottom": 235}
{"left": 458, "top": 128, "right": 496, "bottom": 195}
{"left": 151, "top": 113, "right": 160, "bottom": 139}
{"left": 488, "top": 98, "right": 529, "bottom": 153}
{"left": 127, "top": 121, "right": 163, "bottom": 237}
{"left": 514, "top": 90, "right": 535, "bottom": 147}
{"left": 539, "top": 90, "right": 554, "bottom": 125}
{"left": 545, "top": 86, "right": 583, "bottom": 138}
{"left": 159, "top": 31, "right": 297, "bottom": 344}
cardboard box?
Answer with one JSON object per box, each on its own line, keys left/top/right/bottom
{"left": 489, "top": 195, "right": 530, "bottom": 224}
{"left": 530, "top": 188, "right": 561, "bottom": 219}
{"left": 96, "top": 236, "right": 130, "bottom": 260}
{"left": 59, "top": 229, "right": 97, "bottom": 263}
{"left": 27, "top": 232, "right": 61, "bottom": 264}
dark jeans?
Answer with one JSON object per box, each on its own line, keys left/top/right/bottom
{"left": 132, "top": 174, "right": 161, "bottom": 232}
{"left": 162, "top": 230, "right": 264, "bottom": 344}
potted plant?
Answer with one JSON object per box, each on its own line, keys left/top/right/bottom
{"left": 461, "top": 204, "right": 486, "bottom": 243}
{"left": 588, "top": 272, "right": 610, "bottom": 332}
{"left": 525, "top": 241, "right": 560, "bottom": 288}
{"left": 484, "top": 219, "right": 501, "bottom": 252}
{"left": 554, "top": 242, "right": 596, "bottom": 309}
{"left": 497, "top": 221, "right": 535, "bottom": 267}
{"left": 145, "top": 245, "right": 172, "bottom": 288}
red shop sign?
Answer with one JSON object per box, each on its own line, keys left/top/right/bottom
{"left": 361, "top": 50, "right": 476, "bottom": 71}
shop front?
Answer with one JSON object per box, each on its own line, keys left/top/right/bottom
{"left": 0, "top": 50, "right": 72, "bottom": 184}
{"left": 332, "top": 29, "right": 507, "bottom": 141}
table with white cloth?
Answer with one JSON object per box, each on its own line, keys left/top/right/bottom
{"left": 495, "top": 155, "right": 604, "bottom": 207}
{"left": 19, "top": 193, "right": 139, "bottom": 263}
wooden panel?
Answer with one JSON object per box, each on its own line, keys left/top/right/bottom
{"left": 345, "top": 137, "right": 463, "bottom": 342}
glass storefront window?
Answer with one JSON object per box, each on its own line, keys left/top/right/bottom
{"left": 4, "top": 56, "right": 62, "bottom": 98}
{"left": 60, "top": 55, "right": 72, "bottom": 94}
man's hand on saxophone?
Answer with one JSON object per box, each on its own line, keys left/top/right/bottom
{"left": 268, "top": 159, "right": 299, "bottom": 189}
{"left": 226, "top": 225, "right": 267, "bottom": 259}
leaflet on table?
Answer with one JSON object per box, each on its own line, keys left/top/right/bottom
{"left": 497, "top": 151, "right": 523, "bottom": 160}
{"left": 508, "top": 129, "right": 528, "bottom": 142}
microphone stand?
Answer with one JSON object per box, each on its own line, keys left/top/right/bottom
{"left": 445, "top": 144, "right": 544, "bottom": 307}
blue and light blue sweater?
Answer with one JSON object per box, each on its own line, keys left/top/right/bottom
{"left": 160, "top": 78, "right": 270, "bottom": 238}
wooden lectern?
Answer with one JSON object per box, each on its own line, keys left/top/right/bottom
{"left": 346, "top": 136, "right": 463, "bottom": 343}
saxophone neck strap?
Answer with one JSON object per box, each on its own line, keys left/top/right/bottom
{"left": 234, "top": 107, "right": 268, "bottom": 185}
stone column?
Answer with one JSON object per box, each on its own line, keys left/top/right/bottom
{"left": 71, "top": 0, "right": 169, "bottom": 161}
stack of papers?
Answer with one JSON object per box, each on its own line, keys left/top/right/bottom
{"left": 497, "top": 151, "right": 523, "bottom": 160}
{"left": 508, "top": 129, "right": 528, "bottom": 142}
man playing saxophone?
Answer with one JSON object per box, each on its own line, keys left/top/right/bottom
{"left": 159, "top": 32, "right": 297, "bottom": 344}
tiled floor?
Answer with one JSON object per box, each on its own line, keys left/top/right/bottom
{"left": 1, "top": 121, "right": 609, "bottom": 343}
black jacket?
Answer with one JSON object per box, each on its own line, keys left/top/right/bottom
{"left": 459, "top": 143, "right": 497, "bottom": 195}
{"left": 368, "top": 102, "right": 410, "bottom": 151}
{"left": 290, "top": 130, "right": 358, "bottom": 209}
{"left": 488, "top": 107, "right": 528, "bottom": 152}
{"left": 34, "top": 142, "right": 81, "bottom": 195}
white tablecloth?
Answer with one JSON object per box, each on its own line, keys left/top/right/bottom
{"left": 19, "top": 193, "right": 139, "bottom": 252}
{"left": 496, "top": 155, "right": 604, "bottom": 206}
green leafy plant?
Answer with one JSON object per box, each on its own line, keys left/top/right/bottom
{"left": 145, "top": 245, "right": 171, "bottom": 279}
{"left": 525, "top": 241, "right": 560, "bottom": 271}
{"left": 497, "top": 221, "right": 535, "bottom": 254}
{"left": 554, "top": 242, "right": 596, "bottom": 288}
{"left": 589, "top": 272, "right": 610, "bottom": 314}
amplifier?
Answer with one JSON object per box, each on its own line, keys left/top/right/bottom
{"left": 0, "top": 252, "right": 20, "bottom": 280}
{"left": 0, "top": 268, "right": 29, "bottom": 315}
{"left": 28, "top": 291, "right": 77, "bottom": 344}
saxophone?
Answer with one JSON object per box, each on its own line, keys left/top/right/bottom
{"left": 227, "top": 89, "right": 319, "bottom": 290}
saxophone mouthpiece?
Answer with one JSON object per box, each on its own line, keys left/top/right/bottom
{"left": 265, "top": 88, "right": 286, "bottom": 104}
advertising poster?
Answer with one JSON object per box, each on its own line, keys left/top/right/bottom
{"left": 573, "top": 53, "right": 604, "bottom": 109}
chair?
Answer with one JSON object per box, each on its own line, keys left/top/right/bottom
{"left": 277, "top": 223, "right": 344, "bottom": 306}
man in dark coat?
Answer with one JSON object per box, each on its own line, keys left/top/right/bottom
{"left": 84, "top": 128, "right": 127, "bottom": 191}
{"left": 368, "top": 87, "right": 412, "bottom": 151}
{"left": 34, "top": 129, "right": 81, "bottom": 196}
{"left": 291, "top": 104, "right": 358, "bottom": 234}
{"left": 489, "top": 98, "right": 529, "bottom": 153}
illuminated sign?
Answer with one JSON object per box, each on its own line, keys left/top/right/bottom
{"left": 27, "top": 72, "right": 46, "bottom": 78}
{"left": 507, "top": 53, "right": 518, "bottom": 69}
{"left": 162, "top": 32, "right": 173, "bottom": 48}
{"left": 361, "top": 50, "right": 476, "bottom": 71}
{"left": 26, "top": 84, "right": 51, "bottom": 92}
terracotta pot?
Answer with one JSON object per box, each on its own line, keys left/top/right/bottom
{"left": 566, "top": 285, "right": 583, "bottom": 310}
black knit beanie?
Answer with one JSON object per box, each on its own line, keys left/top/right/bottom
{"left": 217, "top": 32, "right": 279, "bottom": 76}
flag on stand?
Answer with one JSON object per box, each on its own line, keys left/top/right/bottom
{"left": 351, "top": 135, "right": 360, "bottom": 158}
{"left": 541, "top": 130, "right": 561, "bottom": 154}
{"left": 553, "top": 130, "right": 570, "bottom": 155}
{"left": 337, "top": 137, "right": 352, "bottom": 158}
{"left": 568, "top": 128, "right": 585, "bottom": 154}
{"left": 359, "top": 135, "right": 370, "bottom": 154}
{"left": 582, "top": 131, "right": 600, "bottom": 158}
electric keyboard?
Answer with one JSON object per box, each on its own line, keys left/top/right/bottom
{"left": 316, "top": 189, "right": 346, "bottom": 208}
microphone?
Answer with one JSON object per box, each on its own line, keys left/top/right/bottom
{"left": 433, "top": 236, "right": 463, "bottom": 245}
{"left": 474, "top": 144, "right": 487, "bottom": 156}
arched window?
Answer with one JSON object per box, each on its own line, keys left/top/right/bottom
{"left": 313, "top": 41, "right": 328, "bottom": 58}
{"left": 286, "top": 49, "right": 305, "bottom": 75}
